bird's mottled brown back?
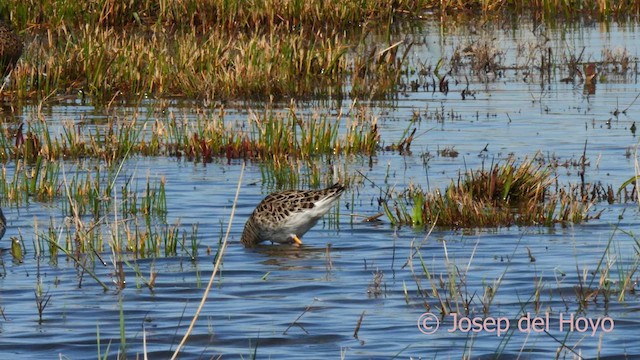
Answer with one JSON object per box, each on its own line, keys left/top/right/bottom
{"left": 241, "top": 183, "right": 345, "bottom": 247}
{"left": 0, "top": 21, "right": 23, "bottom": 77}
{"left": 252, "top": 184, "right": 344, "bottom": 227}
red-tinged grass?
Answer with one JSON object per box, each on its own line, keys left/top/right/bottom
{"left": 0, "top": 106, "right": 379, "bottom": 164}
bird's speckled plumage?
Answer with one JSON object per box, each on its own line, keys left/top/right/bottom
{"left": 0, "top": 21, "right": 23, "bottom": 77}
{"left": 241, "top": 183, "right": 345, "bottom": 247}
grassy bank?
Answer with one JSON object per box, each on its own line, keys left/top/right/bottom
{"left": 3, "top": 0, "right": 424, "bottom": 101}
{"left": 0, "top": 0, "right": 637, "bottom": 102}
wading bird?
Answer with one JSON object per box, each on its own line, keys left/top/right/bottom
{"left": 241, "top": 183, "right": 345, "bottom": 247}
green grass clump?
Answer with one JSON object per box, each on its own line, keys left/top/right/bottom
{"left": 385, "top": 158, "right": 596, "bottom": 228}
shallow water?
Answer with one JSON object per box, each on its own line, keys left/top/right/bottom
{"left": 2, "top": 18, "right": 640, "bottom": 359}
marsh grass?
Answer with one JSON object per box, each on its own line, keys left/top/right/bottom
{"left": 8, "top": 0, "right": 427, "bottom": 31}
{"left": 351, "top": 40, "right": 413, "bottom": 99}
{"left": 385, "top": 157, "right": 598, "bottom": 228}
{"left": 18, "top": 160, "right": 189, "bottom": 294}
{"left": 571, "top": 215, "right": 640, "bottom": 306}
{"left": 4, "top": 0, "right": 427, "bottom": 102}
{"left": 6, "top": 0, "right": 638, "bottom": 32}
{"left": 434, "top": 0, "right": 640, "bottom": 15}
{"left": 407, "top": 220, "right": 639, "bottom": 359}
{"left": 410, "top": 241, "right": 496, "bottom": 317}
{"left": 1, "top": 158, "right": 170, "bottom": 232}
{"left": 34, "top": 285, "right": 51, "bottom": 324}
{"left": 247, "top": 105, "right": 380, "bottom": 159}
{"left": 0, "top": 117, "right": 144, "bottom": 165}
{"left": 403, "top": 30, "right": 640, "bottom": 99}
{"left": 0, "top": 105, "right": 379, "bottom": 170}
{"left": 5, "top": 1, "right": 635, "bottom": 102}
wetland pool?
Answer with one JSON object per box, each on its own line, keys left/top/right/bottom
{"left": 2, "top": 18, "right": 640, "bottom": 359}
